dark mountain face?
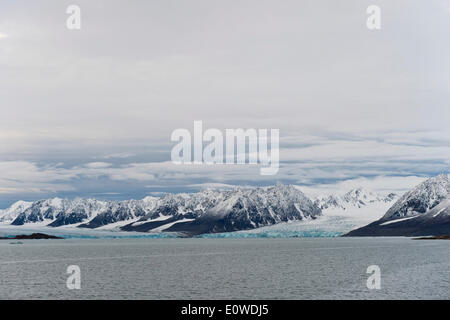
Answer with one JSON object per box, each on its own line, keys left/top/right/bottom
{"left": 11, "top": 199, "right": 58, "bottom": 225}
{"left": 78, "top": 201, "right": 149, "bottom": 228}
{"left": 381, "top": 174, "right": 449, "bottom": 221}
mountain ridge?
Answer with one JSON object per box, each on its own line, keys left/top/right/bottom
{"left": 314, "top": 188, "right": 397, "bottom": 211}
{"left": 345, "top": 174, "right": 450, "bottom": 236}
{"left": 4, "top": 175, "right": 448, "bottom": 237}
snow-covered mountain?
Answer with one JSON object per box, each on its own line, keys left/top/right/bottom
{"left": 0, "top": 201, "right": 32, "bottom": 222}
{"left": 0, "top": 184, "right": 322, "bottom": 236}
{"left": 314, "top": 188, "right": 397, "bottom": 210}
{"left": 5, "top": 197, "right": 159, "bottom": 227}
{"left": 345, "top": 174, "right": 450, "bottom": 236}
{"left": 123, "top": 184, "right": 322, "bottom": 235}
{"left": 78, "top": 197, "right": 159, "bottom": 228}
{"left": 6, "top": 175, "right": 448, "bottom": 238}
{"left": 11, "top": 198, "right": 108, "bottom": 226}
{"left": 381, "top": 173, "right": 449, "bottom": 222}
{"left": 205, "top": 188, "right": 399, "bottom": 238}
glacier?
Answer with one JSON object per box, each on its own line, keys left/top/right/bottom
{"left": 200, "top": 197, "right": 396, "bottom": 238}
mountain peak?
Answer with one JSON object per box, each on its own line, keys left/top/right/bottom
{"left": 345, "top": 174, "right": 450, "bottom": 237}
{"left": 381, "top": 173, "right": 449, "bottom": 221}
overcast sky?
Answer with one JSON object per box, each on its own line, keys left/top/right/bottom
{"left": 1, "top": 0, "right": 449, "bottom": 207}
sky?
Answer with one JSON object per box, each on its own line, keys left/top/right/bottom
{"left": 0, "top": 0, "right": 449, "bottom": 208}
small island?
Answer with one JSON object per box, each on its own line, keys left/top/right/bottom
{"left": 0, "top": 233, "right": 63, "bottom": 240}
{"left": 413, "top": 235, "right": 450, "bottom": 240}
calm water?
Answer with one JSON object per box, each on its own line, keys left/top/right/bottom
{"left": 0, "top": 237, "right": 448, "bottom": 299}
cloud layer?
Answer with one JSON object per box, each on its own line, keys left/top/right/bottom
{"left": 1, "top": 1, "right": 449, "bottom": 207}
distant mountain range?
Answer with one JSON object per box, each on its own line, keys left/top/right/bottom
{"left": 1, "top": 174, "right": 448, "bottom": 237}
{"left": 345, "top": 174, "right": 450, "bottom": 236}
{"left": 0, "top": 184, "right": 322, "bottom": 236}
{"left": 123, "top": 185, "right": 322, "bottom": 236}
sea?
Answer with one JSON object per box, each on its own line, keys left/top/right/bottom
{"left": 0, "top": 237, "right": 448, "bottom": 299}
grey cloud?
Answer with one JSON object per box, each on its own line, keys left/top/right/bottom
{"left": 0, "top": 1, "right": 449, "bottom": 207}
